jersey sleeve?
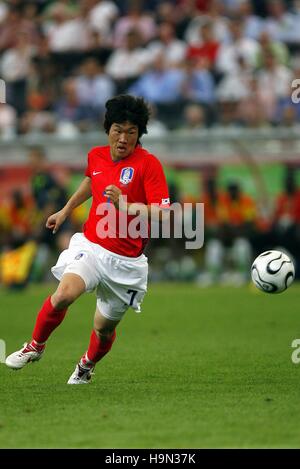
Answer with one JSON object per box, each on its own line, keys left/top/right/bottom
{"left": 143, "top": 156, "right": 170, "bottom": 207}
{"left": 85, "top": 151, "right": 92, "bottom": 177}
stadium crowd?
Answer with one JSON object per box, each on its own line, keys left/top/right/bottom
{"left": 1, "top": 0, "right": 300, "bottom": 137}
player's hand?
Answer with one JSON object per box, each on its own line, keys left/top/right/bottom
{"left": 46, "top": 210, "right": 67, "bottom": 234}
{"left": 104, "top": 185, "right": 126, "bottom": 211}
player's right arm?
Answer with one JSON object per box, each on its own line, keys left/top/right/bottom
{"left": 46, "top": 176, "right": 92, "bottom": 234}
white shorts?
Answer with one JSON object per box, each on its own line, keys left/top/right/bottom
{"left": 51, "top": 233, "right": 148, "bottom": 321}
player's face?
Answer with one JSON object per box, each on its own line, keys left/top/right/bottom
{"left": 108, "top": 122, "right": 139, "bottom": 161}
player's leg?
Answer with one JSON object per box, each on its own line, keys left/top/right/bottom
{"left": 84, "top": 309, "right": 118, "bottom": 365}
{"left": 67, "top": 248, "right": 148, "bottom": 384}
{"left": 5, "top": 273, "right": 86, "bottom": 370}
{"left": 67, "top": 308, "right": 119, "bottom": 384}
{"left": 32, "top": 272, "right": 86, "bottom": 342}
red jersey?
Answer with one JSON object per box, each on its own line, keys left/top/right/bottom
{"left": 83, "top": 145, "right": 170, "bottom": 257}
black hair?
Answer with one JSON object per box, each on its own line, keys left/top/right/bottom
{"left": 103, "top": 94, "right": 150, "bottom": 143}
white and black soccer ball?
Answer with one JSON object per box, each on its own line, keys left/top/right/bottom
{"left": 251, "top": 250, "right": 295, "bottom": 294}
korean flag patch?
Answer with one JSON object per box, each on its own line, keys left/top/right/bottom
{"left": 120, "top": 167, "right": 134, "bottom": 185}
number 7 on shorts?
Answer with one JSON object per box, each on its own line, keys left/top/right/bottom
{"left": 127, "top": 289, "right": 138, "bottom": 306}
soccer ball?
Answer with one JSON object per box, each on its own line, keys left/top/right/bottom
{"left": 251, "top": 250, "right": 295, "bottom": 294}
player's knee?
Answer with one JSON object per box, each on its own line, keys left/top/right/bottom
{"left": 94, "top": 325, "right": 115, "bottom": 341}
{"left": 52, "top": 285, "right": 78, "bottom": 309}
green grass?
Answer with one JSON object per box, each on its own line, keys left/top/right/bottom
{"left": 1, "top": 282, "right": 300, "bottom": 448}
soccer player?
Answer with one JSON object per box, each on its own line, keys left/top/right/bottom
{"left": 5, "top": 95, "right": 170, "bottom": 384}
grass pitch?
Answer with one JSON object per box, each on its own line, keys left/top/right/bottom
{"left": 1, "top": 282, "right": 300, "bottom": 448}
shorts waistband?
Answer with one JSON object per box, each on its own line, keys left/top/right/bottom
{"left": 85, "top": 236, "right": 146, "bottom": 262}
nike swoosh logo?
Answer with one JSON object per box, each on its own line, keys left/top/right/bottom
{"left": 93, "top": 171, "right": 102, "bottom": 176}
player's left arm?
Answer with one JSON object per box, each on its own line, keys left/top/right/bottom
{"left": 104, "top": 185, "right": 170, "bottom": 221}
{"left": 104, "top": 157, "right": 170, "bottom": 221}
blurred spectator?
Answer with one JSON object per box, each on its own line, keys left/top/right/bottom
{"left": 2, "top": 189, "right": 34, "bottom": 249}
{"left": 180, "top": 57, "right": 216, "bottom": 107}
{"left": 33, "top": 34, "right": 53, "bottom": 63}
{"left": 106, "top": 29, "right": 152, "bottom": 93}
{"left": 216, "top": 18, "right": 260, "bottom": 75}
{"left": 26, "top": 56, "right": 61, "bottom": 114}
{"left": 54, "top": 78, "right": 99, "bottom": 133}
{"left": 174, "top": 0, "right": 202, "bottom": 41}
{"left": 45, "top": 3, "right": 91, "bottom": 52}
{"left": 180, "top": 103, "right": 206, "bottom": 131}
{"left": 256, "top": 31, "right": 290, "bottom": 68}
{"left": 0, "top": 1, "right": 8, "bottom": 24}
{"left": 130, "top": 53, "right": 215, "bottom": 127}
{"left": 143, "top": 103, "right": 168, "bottom": 137}
{"left": 236, "top": 76, "right": 271, "bottom": 128}
{"left": 292, "top": 0, "right": 300, "bottom": 27}
{"left": 272, "top": 167, "right": 300, "bottom": 263}
{"left": 217, "top": 57, "right": 253, "bottom": 107}
{"left": 0, "top": 31, "right": 35, "bottom": 115}
{"left": 19, "top": 108, "right": 56, "bottom": 135}
{"left": 21, "top": 2, "right": 42, "bottom": 46}
{"left": 199, "top": 179, "right": 256, "bottom": 285}
{"left": 113, "top": 0, "right": 157, "bottom": 47}
{"left": 265, "top": 0, "right": 299, "bottom": 44}
{"left": 216, "top": 50, "right": 258, "bottom": 126}
{"left": 222, "top": 0, "right": 251, "bottom": 13}
{"left": 43, "top": 0, "right": 80, "bottom": 20}
{"left": 143, "top": 0, "right": 171, "bottom": 12}
{"left": 214, "top": 101, "right": 240, "bottom": 127}
{"left": 0, "top": 7, "right": 22, "bottom": 52}
{"left": 279, "top": 105, "right": 300, "bottom": 128}
{"left": 147, "top": 22, "right": 187, "bottom": 67}
{"left": 86, "top": 29, "right": 113, "bottom": 62}
{"left": 219, "top": 181, "right": 257, "bottom": 233}
{"left": 74, "top": 57, "right": 115, "bottom": 119}
{"left": 235, "top": 0, "right": 264, "bottom": 40}
{"left": 177, "top": 0, "right": 210, "bottom": 12}
{"left": 87, "top": 0, "right": 119, "bottom": 46}
{"left": 273, "top": 167, "right": 300, "bottom": 224}
{"left": 155, "top": 1, "right": 177, "bottom": 26}
{"left": 27, "top": 146, "right": 73, "bottom": 253}
{"left": 256, "top": 49, "right": 293, "bottom": 123}
{"left": 186, "top": 21, "right": 220, "bottom": 70}
{"left": 201, "top": 175, "right": 220, "bottom": 235}
{"left": 128, "top": 52, "right": 183, "bottom": 126}
{"left": 184, "top": 0, "right": 231, "bottom": 46}
{"left": 0, "top": 103, "right": 17, "bottom": 140}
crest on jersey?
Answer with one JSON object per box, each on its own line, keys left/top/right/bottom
{"left": 120, "top": 167, "right": 134, "bottom": 185}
